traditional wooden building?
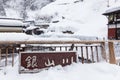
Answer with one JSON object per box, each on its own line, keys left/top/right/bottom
{"left": 103, "top": 6, "right": 120, "bottom": 40}
{"left": 0, "top": 18, "right": 25, "bottom": 32}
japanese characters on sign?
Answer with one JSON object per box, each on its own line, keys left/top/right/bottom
{"left": 19, "top": 51, "right": 77, "bottom": 73}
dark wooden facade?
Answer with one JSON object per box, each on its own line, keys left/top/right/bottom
{"left": 103, "top": 7, "right": 120, "bottom": 40}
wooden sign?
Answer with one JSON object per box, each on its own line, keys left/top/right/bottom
{"left": 19, "top": 51, "right": 77, "bottom": 73}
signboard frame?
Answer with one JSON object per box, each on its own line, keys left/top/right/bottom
{"left": 19, "top": 51, "right": 78, "bottom": 73}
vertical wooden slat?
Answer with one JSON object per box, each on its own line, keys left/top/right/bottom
{"left": 86, "top": 46, "right": 89, "bottom": 62}
{"left": 12, "top": 47, "right": 14, "bottom": 67}
{"left": 60, "top": 46, "right": 62, "bottom": 51}
{"left": 65, "top": 47, "right": 67, "bottom": 51}
{"left": 81, "top": 46, "right": 84, "bottom": 64}
{"left": 76, "top": 46, "right": 78, "bottom": 51}
{"left": 95, "top": 46, "right": 99, "bottom": 62}
{"left": 37, "top": 46, "right": 39, "bottom": 51}
{"left": 54, "top": 47, "right": 56, "bottom": 51}
{"left": 101, "top": 42, "right": 107, "bottom": 61}
{"left": 108, "top": 42, "right": 116, "bottom": 64}
{"left": 31, "top": 46, "right": 33, "bottom": 51}
{"left": 5, "top": 47, "right": 8, "bottom": 66}
{"left": 91, "top": 46, "right": 94, "bottom": 63}
{"left": 18, "top": 46, "right": 20, "bottom": 54}
{"left": 0, "top": 48, "right": 1, "bottom": 65}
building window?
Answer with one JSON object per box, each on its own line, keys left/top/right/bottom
{"left": 116, "top": 13, "right": 120, "bottom": 21}
{"left": 108, "top": 14, "right": 114, "bottom": 24}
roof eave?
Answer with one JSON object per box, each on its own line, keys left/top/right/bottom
{"left": 103, "top": 10, "right": 120, "bottom": 15}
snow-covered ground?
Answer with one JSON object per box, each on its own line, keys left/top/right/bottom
{"left": 1, "top": 59, "right": 120, "bottom": 80}
{"left": 0, "top": 0, "right": 120, "bottom": 80}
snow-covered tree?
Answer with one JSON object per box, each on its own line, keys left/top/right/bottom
{"left": 0, "top": 0, "right": 53, "bottom": 19}
{"left": 0, "top": 0, "right": 6, "bottom": 16}
{"left": 20, "top": 0, "right": 35, "bottom": 20}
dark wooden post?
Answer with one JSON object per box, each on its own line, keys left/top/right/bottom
{"left": 0, "top": 48, "right": 1, "bottom": 65}
{"left": 5, "top": 47, "right": 8, "bottom": 66}
{"left": 12, "top": 47, "right": 14, "bottom": 67}
{"left": 91, "top": 46, "right": 94, "bottom": 63}
{"left": 81, "top": 46, "right": 84, "bottom": 64}
{"left": 95, "top": 46, "right": 99, "bottom": 62}
{"left": 86, "top": 46, "right": 89, "bottom": 62}
{"left": 108, "top": 42, "right": 116, "bottom": 64}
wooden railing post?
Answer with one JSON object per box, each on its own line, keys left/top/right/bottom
{"left": 101, "top": 42, "right": 107, "bottom": 61}
{"left": 5, "top": 47, "right": 8, "bottom": 66}
{"left": 12, "top": 47, "right": 14, "bottom": 67}
{"left": 108, "top": 42, "right": 116, "bottom": 64}
{"left": 0, "top": 48, "right": 1, "bottom": 65}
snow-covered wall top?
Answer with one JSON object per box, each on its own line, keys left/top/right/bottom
{"left": 0, "top": 18, "right": 24, "bottom": 26}
{"left": 0, "top": 33, "right": 80, "bottom": 41}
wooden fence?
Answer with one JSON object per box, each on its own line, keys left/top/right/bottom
{"left": 0, "top": 40, "right": 117, "bottom": 67}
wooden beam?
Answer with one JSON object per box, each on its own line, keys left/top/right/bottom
{"left": 0, "top": 40, "right": 105, "bottom": 44}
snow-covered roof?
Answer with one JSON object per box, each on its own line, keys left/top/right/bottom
{"left": 103, "top": 3, "right": 120, "bottom": 15}
{"left": 103, "top": 7, "right": 120, "bottom": 15}
{"left": 0, "top": 18, "right": 24, "bottom": 26}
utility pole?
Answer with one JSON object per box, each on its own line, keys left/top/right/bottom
{"left": 107, "top": 0, "right": 110, "bottom": 7}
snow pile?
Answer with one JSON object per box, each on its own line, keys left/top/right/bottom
{"left": 0, "top": 33, "right": 33, "bottom": 41}
{"left": 40, "top": 0, "right": 108, "bottom": 38}
{"left": 0, "top": 33, "right": 80, "bottom": 41}
{"left": 0, "top": 61, "right": 120, "bottom": 80}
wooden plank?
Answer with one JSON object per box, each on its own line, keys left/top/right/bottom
{"left": 81, "top": 46, "right": 84, "bottom": 64}
{"left": 65, "top": 47, "right": 67, "bottom": 51}
{"left": 12, "top": 48, "right": 14, "bottom": 67}
{"left": 60, "top": 47, "right": 62, "bottom": 51}
{"left": 75, "top": 46, "right": 78, "bottom": 51}
{"left": 0, "top": 40, "right": 105, "bottom": 44}
{"left": 5, "top": 48, "right": 8, "bottom": 66}
{"left": 0, "top": 48, "right": 1, "bottom": 65}
{"left": 101, "top": 42, "right": 107, "bottom": 61}
{"left": 95, "top": 46, "right": 99, "bottom": 62}
{"left": 108, "top": 42, "right": 116, "bottom": 64}
{"left": 91, "top": 46, "right": 94, "bottom": 63}
{"left": 86, "top": 46, "right": 89, "bottom": 62}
